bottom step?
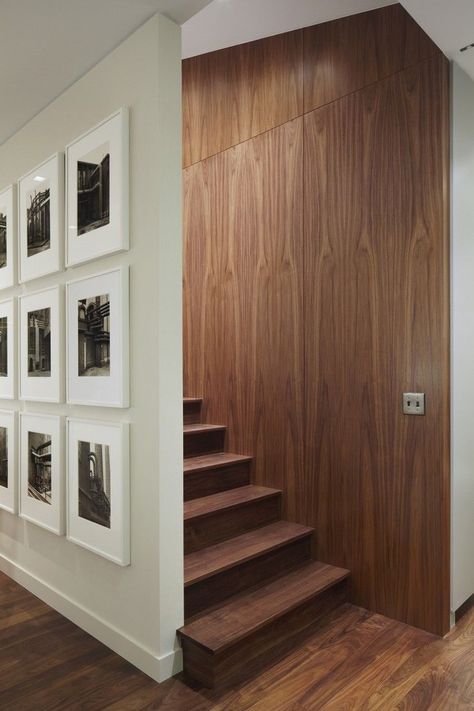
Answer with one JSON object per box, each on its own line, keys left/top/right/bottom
{"left": 178, "top": 560, "right": 349, "bottom": 688}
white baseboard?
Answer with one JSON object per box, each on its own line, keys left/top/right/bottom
{"left": 0, "top": 553, "right": 183, "bottom": 683}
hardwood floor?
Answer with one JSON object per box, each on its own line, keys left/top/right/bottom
{"left": 1, "top": 571, "right": 473, "bottom": 709}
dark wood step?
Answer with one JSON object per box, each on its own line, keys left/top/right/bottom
{"left": 183, "top": 424, "right": 226, "bottom": 458}
{"left": 184, "top": 397, "right": 202, "bottom": 425}
{"left": 179, "top": 560, "right": 350, "bottom": 687}
{"left": 184, "top": 521, "right": 313, "bottom": 619}
{"left": 184, "top": 485, "right": 281, "bottom": 554}
{"left": 184, "top": 452, "right": 252, "bottom": 500}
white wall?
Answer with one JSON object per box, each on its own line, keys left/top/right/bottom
{"left": 451, "top": 62, "right": 474, "bottom": 613}
{"left": 0, "top": 14, "right": 183, "bottom": 682}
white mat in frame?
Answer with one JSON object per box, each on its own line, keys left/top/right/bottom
{"left": 67, "top": 418, "right": 130, "bottom": 566}
{"left": 0, "top": 410, "right": 17, "bottom": 514}
{"left": 0, "top": 185, "right": 16, "bottom": 289}
{"left": 66, "top": 266, "right": 129, "bottom": 408}
{"left": 66, "top": 108, "right": 129, "bottom": 267}
{"left": 0, "top": 298, "right": 16, "bottom": 400}
{"left": 19, "top": 286, "right": 63, "bottom": 403}
{"left": 19, "top": 412, "right": 64, "bottom": 535}
{"left": 18, "top": 153, "right": 64, "bottom": 283}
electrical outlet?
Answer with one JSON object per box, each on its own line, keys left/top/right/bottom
{"left": 403, "top": 392, "right": 425, "bottom": 416}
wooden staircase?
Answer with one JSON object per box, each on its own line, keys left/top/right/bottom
{"left": 179, "top": 397, "right": 350, "bottom": 688}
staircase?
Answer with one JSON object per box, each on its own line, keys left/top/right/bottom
{"left": 178, "top": 397, "right": 350, "bottom": 688}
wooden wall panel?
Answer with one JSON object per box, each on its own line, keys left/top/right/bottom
{"left": 183, "top": 4, "right": 450, "bottom": 635}
{"left": 303, "top": 4, "right": 438, "bottom": 113}
{"left": 182, "top": 31, "right": 303, "bottom": 167}
{"left": 303, "top": 53, "right": 450, "bottom": 634}
{"left": 183, "top": 119, "right": 305, "bottom": 520}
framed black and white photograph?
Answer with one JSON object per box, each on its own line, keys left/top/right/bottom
{"left": 67, "top": 267, "right": 128, "bottom": 407}
{"left": 0, "top": 299, "right": 15, "bottom": 399}
{"left": 19, "top": 413, "right": 64, "bottom": 535}
{"left": 66, "top": 108, "right": 129, "bottom": 267}
{"left": 0, "top": 185, "right": 16, "bottom": 289}
{"left": 19, "top": 286, "right": 63, "bottom": 402}
{"left": 67, "top": 419, "right": 129, "bottom": 565}
{"left": 0, "top": 410, "right": 17, "bottom": 514}
{"left": 18, "top": 153, "right": 64, "bottom": 283}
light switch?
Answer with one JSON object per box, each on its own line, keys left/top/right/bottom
{"left": 403, "top": 393, "right": 425, "bottom": 415}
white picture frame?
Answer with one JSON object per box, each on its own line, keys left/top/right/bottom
{"left": 66, "top": 267, "right": 129, "bottom": 408}
{"left": 0, "top": 298, "right": 15, "bottom": 399}
{"left": 19, "top": 286, "right": 63, "bottom": 403}
{"left": 0, "top": 185, "right": 16, "bottom": 289}
{"left": 19, "top": 413, "right": 64, "bottom": 535}
{"left": 66, "top": 108, "right": 129, "bottom": 267}
{"left": 67, "top": 418, "right": 130, "bottom": 566}
{"left": 0, "top": 410, "right": 17, "bottom": 514}
{"left": 18, "top": 153, "right": 64, "bottom": 283}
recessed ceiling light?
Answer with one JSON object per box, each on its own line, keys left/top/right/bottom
{"left": 33, "top": 175, "right": 46, "bottom": 182}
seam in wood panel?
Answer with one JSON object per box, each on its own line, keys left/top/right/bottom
{"left": 183, "top": 50, "right": 442, "bottom": 171}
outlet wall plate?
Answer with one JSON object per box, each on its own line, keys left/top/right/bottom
{"left": 403, "top": 392, "right": 425, "bottom": 416}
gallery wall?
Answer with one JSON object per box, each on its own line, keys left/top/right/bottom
{"left": 183, "top": 3, "right": 451, "bottom": 635}
{"left": 0, "top": 14, "right": 183, "bottom": 681}
{"left": 451, "top": 63, "right": 474, "bottom": 613}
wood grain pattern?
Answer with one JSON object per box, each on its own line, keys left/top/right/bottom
{"left": 183, "top": 31, "right": 303, "bottom": 167}
{"left": 184, "top": 117, "right": 305, "bottom": 521}
{"left": 184, "top": 424, "right": 227, "bottom": 458}
{"left": 303, "top": 53, "right": 450, "bottom": 635}
{"left": 303, "top": 4, "right": 438, "bottom": 113}
{"left": 183, "top": 4, "right": 450, "bottom": 637}
{"left": 184, "top": 486, "right": 282, "bottom": 554}
{"left": 184, "top": 453, "right": 252, "bottom": 500}
{"left": 184, "top": 522, "right": 313, "bottom": 618}
{"left": 1, "top": 570, "right": 473, "bottom": 708}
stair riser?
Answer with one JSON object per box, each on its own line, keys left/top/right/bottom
{"left": 181, "top": 580, "right": 348, "bottom": 688}
{"left": 184, "top": 430, "right": 226, "bottom": 458}
{"left": 184, "top": 401, "right": 202, "bottom": 425}
{"left": 184, "top": 496, "right": 281, "bottom": 554}
{"left": 184, "top": 461, "right": 251, "bottom": 501}
{"left": 185, "top": 536, "right": 312, "bottom": 619}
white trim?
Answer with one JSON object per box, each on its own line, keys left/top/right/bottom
{"left": 0, "top": 554, "right": 182, "bottom": 682}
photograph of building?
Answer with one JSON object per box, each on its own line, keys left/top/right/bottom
{"left": 78, "top": 294, "right": 110, "bottom": 376}
{"left": 0, "top": 426, "right": 7, "bottom": 489}
{"left": 28, "top": 431, "right": 52, "bottom": 504}
{"left": 26, "top": 185, "right": 50, "bottom": 257}
{"left": 0, "top": 316, "right": 7, "bottom": 377}
{"left": 28, "top": 308, "right": 51, "bottom": 376}
{"left": 77, "top": 142, "right": 110, "bottom": 236}
{"left": 78, "top": 440, "right": 111, "bottom": 528}
{"left": 0, "top": 210, "right": 6, "bottom": 268}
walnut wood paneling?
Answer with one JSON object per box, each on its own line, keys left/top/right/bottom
{"left": 303, "top": 53, "right": 450, "bottom": 635}
{"left": 184, "top": 118, "right": 305, "bottom": 521}
{"left": 183, "top": 4, "right": 450, "bottom": 636}
{"left": 303, "top": 4, "right": 438, "bottom": 113}
{"left": 182, "top": 31, "right": 303, "bottom": 167}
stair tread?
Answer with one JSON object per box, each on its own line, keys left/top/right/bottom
{"left": 184, "top": 397, "right": 202, "bottom": 404}
{"left": 184, "top": 485, "right": 281, "bottom": 522}
{"left": 184, "top": 423, "right": 226, "bottom": 434}
{"left": 184, "top": 520, "right": 313, "bottom": 587}
{"left": 179, "top": 560, "right": 350, "bottom": 652}
{"left": 184, "top": 452, "right": 252, "bottom": 474}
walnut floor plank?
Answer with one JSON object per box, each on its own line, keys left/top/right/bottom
{"left": 0, "top": 572, "right": 473, "bottom": 710}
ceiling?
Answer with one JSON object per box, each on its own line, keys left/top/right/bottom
{"left": 1, "top": 0, "right": 473, "bottom": 146}
{"left": 182, "top": 0, "right": 394, "bottom": 58}
{"left": 400, "top": 0, "right": 474, "bottom": 79}
{"left": 0, "top": 0, "right": 213, "bottom": 145}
